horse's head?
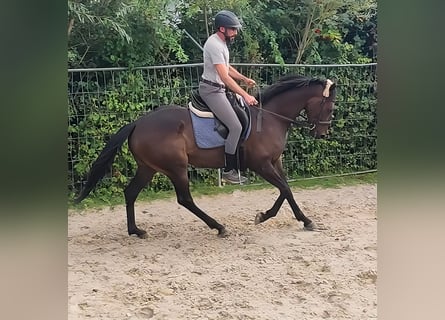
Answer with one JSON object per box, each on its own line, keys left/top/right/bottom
{"left": 258, "top": 75, "right": 336, "bottom": 138}
{"left": 305, "top": 79, "right": 336, "bottom": 139}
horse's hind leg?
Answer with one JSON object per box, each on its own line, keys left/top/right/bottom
{"left": 169, "top": 171, "right": 227, "bottom": 237}
{"left": 124, "top": 166, "right": 155, "bottom": 238}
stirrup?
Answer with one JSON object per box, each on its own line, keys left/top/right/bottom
{"left": 222, "top": 169, "right": 247, "bottom": 184}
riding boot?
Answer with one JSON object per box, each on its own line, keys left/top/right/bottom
{"left": 222, "top": 153, "right": 247, "bottom": 184}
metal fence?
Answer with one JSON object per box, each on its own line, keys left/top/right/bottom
{"left": 68, "top": 63, "right": 377, "bottom": 192}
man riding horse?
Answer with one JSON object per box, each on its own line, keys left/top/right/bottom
{"left": 198, "top": 10, "right": 258, "bottom": 184}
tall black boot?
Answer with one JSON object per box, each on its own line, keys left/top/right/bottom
{"left": 224, "top": 152, "right": 237, "bottom": 171}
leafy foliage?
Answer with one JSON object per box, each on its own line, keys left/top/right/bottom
{"left": 68, "top": 0, "right": 376, "bottom": 67}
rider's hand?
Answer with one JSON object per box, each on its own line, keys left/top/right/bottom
{"left": 244, "top": 94, "right": 258, "bottom": 106}
{"left": 243, "top": 78, "right": 256, "bottom": 88}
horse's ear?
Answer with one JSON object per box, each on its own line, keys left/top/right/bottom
{"left": 323, "top": 79, "right": 334, "bottom": 97}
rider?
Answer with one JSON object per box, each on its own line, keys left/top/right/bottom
{"left": 199, "top": 10, "right": 258, "bottom": 184}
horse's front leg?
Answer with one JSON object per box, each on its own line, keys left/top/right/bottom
{"left": 254, "top": 161, "right": 316, "bottom": 230}
{"left": 254, "top": 193, "right": 285, "bottom": 224}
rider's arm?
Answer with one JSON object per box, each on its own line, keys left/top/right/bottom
{"left": 228, "top": 65, "right": 256, "bottom": 88}
{"left": 215, "top": 64, "right": 257, "bottom": 106}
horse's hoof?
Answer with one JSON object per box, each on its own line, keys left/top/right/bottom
{"left": 254, "top": 212, "right": 264, "bottom": 225}
{"left": 138, "top": 231, "right": 148, "bottom": 239}
{"left": 304, "top": 222, "right": 327, "bottom": 231}
{"left": 130, "top": 229, "right": 148, "bottom": 239}
{"left": 217, "top": 227, "right": 229, "bottom": 238}
{"left": 304, "top": 222, "right": 316, "bottom": 231}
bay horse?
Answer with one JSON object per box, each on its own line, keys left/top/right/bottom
{"left": 75, "top": 74, "right": 336, "bottom": 238}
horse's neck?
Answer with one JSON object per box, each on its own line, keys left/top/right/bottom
{"left": 248, "top": 105, "right": 290, "bottom": 154}
{"left": 251, "top": 103, "right": 292, "bottom": 137}
{"left": 263, "top": 93, "right": 306, "bottom": 120}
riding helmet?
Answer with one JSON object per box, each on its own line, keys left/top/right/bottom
{"left": 214, "top": 10, "right": 242, "bottom": 30}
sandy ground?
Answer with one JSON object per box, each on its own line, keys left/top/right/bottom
{"left": 68, "top": 184, "right": 377, "bottom": 319}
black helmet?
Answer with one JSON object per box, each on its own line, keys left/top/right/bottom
{"left": 214, "top": 10, "right": 242, "bottom": 30}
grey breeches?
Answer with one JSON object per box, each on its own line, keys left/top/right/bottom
{"left": 198, "top": 82, "right": 242, "bottom": 155}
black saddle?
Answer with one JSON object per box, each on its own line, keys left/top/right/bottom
{"left": 189, "top": 90, "right": 251, "bottom": 140}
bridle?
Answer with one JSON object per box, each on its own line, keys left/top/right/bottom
{"left": 255, "top": 87, "right": 334, "bottom": 131}
{"left": 312, "top": 97, "right": 334, "bottom": 128}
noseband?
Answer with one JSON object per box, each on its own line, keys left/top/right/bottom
{"left": 309, "top": 97, "right": 333, "bottom": 130}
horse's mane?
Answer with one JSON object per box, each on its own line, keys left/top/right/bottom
{"left": 258, "top": 74, "right": 325, "bottom": 105}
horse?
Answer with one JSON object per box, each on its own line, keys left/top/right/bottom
{"left": 75, "top": 74, "right": 336, "bottom": 238}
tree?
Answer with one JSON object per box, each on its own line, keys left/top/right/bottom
{"left": 68, "top": 0, "right": 377, "bottom": 68}
{"left": 68, "top": 0, "right": 188, "bottom": 68}
{"left": 68, "top": 0, "right": 134, "bottom": 67}
{"left": 253, "top": 0, "right": 376, "bottom": 64}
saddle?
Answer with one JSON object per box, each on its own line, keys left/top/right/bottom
{"left": 188, "top": 90, "right": 250, "bottom": 140}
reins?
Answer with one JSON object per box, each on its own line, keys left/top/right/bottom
{"left": 254, "top": 86, "right": 323, "bottom": 131}
{"left": 256, "top": 86, "right": 263, "bottom": 132}
{"left": 257, "top": 106, "right": 314, "bottom": 128}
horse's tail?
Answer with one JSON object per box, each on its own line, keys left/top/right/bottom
{"left": 74, "top": 122, "right": 137, "bottom": 203}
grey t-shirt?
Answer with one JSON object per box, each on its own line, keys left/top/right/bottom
{"left": 201, "top": 33, "right": 229, "bottom": 85}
